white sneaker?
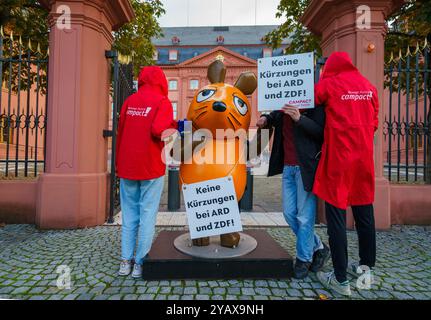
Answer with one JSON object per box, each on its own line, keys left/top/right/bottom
{"left": 118, "top": 260, "right": 132, "bottom": 276}
{"left": 317, "top": 271, "right": 352, "bottom": 296}
{"left": 131, "top": 263, "right": 143, "bottom": 279}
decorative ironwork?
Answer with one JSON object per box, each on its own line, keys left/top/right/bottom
{"left": 0, "top": 27, "right": 48, "bottom": 178}
{"left": 384, "top": 40, "right": 431, "bottom": 183}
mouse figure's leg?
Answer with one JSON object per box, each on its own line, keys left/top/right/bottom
{"left": 192, "top": 237, "right": 210, "bottom": 246}
{"left": 220, "top": 232, "right": 240, "bottom": 248}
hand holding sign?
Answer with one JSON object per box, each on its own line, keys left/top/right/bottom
{"left": 282, "top": 104, "right": 301, "bottom": 122}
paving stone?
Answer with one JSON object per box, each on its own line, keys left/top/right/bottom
{"left": 123, "top": 294, "right": 139, "bottom": 300}
{"left": 227, "top": 287, "right": 241, "bottom": 295}
{"left": 63, "top": 294, "right": 79, "bottom": 300}
{"left": 11, "top": 287, "right": 31, "bottom": 295}
{"left": 0, "top": 225, "right": 429, "bottom": 301}
{"left": 255, "top": 287, "right": 271, "bottom": 295}
{"left": 199, "top": 287, "right": 213, "bottom": 294}
{"left": 213, "top": 287, "right": 226, "bottom": 295}
{"left": 76, "top": 293, "right": 95, "bottom": 300}
{"left": 286, "top": 289, "right": 302, "bottom": 297}
{"left": 184, "top": 287, "right": 198, "bottom": 295}
{"left": 28, "top": 295, "right": 49, "bottom": 300}
{"left": 241, "top": 287, "right": 255, "bottom": 296}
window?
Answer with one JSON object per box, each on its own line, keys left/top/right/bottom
{"left": 263, "top": 48, "right": 273, "bottom": 58}
{"left": 0, "top": 118, "right": 13, "bottom": 144}
{"left": 169, "top": 50, "right": 178, "bottom": 61}
{"left": 172, "top": 102, "right": 178, "bottom": 119}
{"left": 169, "top": 80, "right": 178, "bottom": 91}
{"left": 190, "top": 79, "right": 199, "bottom": 90}
{"left": 153, "top": 50, "right": 158, "bottom": 61}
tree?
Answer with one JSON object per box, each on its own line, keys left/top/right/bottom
{"left": 264, "top": 0, "right": 318, "bottom": 55}
{"left": 0, "top": 0, "right": 165, "bottom": 91}
{"left": 111, "top": 0, "right": 165, "bottom": 75}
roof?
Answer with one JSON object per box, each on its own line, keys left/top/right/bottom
{"left": 152, "top": 25, "right": 290, "bottom": 46}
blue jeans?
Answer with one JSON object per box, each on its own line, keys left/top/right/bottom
{"left": 282, "top": 165, "right": 322, "bottom": 263}
{"left": 120, "top": 177, "right": 164, "bottom": 265}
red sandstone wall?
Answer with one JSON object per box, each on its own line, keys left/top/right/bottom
{"left": 0, "top": 180, "right": 37, "bottom": 224}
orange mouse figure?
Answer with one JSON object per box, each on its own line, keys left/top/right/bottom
{"left": 178, "top": 59, "right": 258, "bottom": 248}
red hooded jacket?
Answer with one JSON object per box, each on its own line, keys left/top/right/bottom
{"left": 313, "top": 52, "right": 379, "bottom": 209}
{"left": 115, "top": 66, "right": 175, "bottom": 180}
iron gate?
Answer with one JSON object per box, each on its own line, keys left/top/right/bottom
{"left": 105, "top": 51, "right": 134, "bottom": 223}
{"left": 0, "top": 29, "right": 48, "bottom": 178}
{"left": 383, "top": 43, "right": 431, "bottom": 183}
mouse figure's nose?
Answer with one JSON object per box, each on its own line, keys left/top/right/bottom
{"left": 212, "top": 101, "right": 227, "bottom": 112}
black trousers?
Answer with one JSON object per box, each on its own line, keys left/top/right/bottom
{"left": 325, "top": 203, "right": 376, "bottom": 283}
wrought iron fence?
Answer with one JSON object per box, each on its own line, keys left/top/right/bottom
{"left": 105, "top": 51, "right": 134, "bottom": 223}
{"left": 383, "top": 41, "right": 431, "bottom": 183}
{"left": 0, "top": 27, "right": 48, "bottom": 178}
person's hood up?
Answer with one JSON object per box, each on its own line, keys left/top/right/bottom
{"left": 320, "top": 52, "right": 358, "bottom": 79}
{"left": 137, "top": 66, "right": 168, "bottom": 96}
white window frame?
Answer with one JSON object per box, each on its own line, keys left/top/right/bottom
{"left": 169, "top": 49, "right": 178, "bottom": 61}
{"left": 169, "top": 80, "right": 178, "bottom": 91}
{"left": 190, "top": 79, "right": 199, "bottom": 90}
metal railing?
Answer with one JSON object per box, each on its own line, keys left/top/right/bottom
{"left": 383, "top": 42, "right": 431, "bottom": 183}
{"left": 105, "top": 51, "right": 134, "bottom": 223}
{"left": 0, "top": 28, "right": 48, "bottom": 178}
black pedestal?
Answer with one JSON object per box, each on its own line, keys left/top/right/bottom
{"left": 142, "top": 230, "right": 293, "bottom": 280}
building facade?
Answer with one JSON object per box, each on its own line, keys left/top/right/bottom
{"left": 153, "top": 26, "right": 289, "bottom": 124}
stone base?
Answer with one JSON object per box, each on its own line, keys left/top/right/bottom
{"left": 36, "top": 173, "right": 108, "bottom": 229}
{"left": 142, "top": 230, "right": 293, "bottom": 280}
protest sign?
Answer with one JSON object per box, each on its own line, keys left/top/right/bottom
{"left": 182, "top": 176, "right": 242, "bottom": 239}
{"left": 258, "top": 52, "right": 315, "bottom": 111}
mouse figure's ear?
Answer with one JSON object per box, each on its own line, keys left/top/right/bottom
{"left": 207, "top": 60, "right": 226, "bottom": 84}
{"left": 235, "top": 72, "right": 257, "bottom": 95}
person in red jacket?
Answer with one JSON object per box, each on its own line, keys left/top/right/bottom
{"left": 115, "top": 66, "right": 174, "bottom": 278}
{"left": 314, "top": 52, "right": 379, "bottom": 296}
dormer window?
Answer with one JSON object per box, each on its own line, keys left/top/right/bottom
{"left": 171, "top": 36, "right": 180, "bottom": 45}
{"left": 263, "top": 48, "right": 273, "bottom": 58}
{"left": 169, "top": 49, "right": 178, "bottom": 61}
{"left": 216, "top": 35, "right": 224, "bottom": 45}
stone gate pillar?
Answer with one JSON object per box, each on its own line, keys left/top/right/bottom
{"left": 302, "top": 0, "right": 404, "bottom": 229}
{"left": 36, "top": 0, "right": 134, "bottom": 228}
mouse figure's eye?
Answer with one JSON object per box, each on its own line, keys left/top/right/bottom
{"left": 233, "top": 96, "right": 248, "bottom": 116}
{"left": 196, "top": 89, "right": 216, "bottom": 103}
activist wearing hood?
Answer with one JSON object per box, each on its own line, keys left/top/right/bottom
{"left": 313, "top": 52, "right": 379, "bottom": 209}
{"left": 116, "top": 66, "right": 175, "bottom": 180}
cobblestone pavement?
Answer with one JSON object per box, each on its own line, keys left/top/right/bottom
{"left": 0, "top": 224, "right": 430, "bottom": 300}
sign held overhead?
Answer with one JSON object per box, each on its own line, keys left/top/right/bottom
{"left": 258, "top": 52, "right": 315, "bottom": 111}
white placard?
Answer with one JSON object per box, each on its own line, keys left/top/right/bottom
{"left": 258, "top": 52, "right": 315, "bottom": 111}
{"left": 182, "top": 176, "right": 243, "bottom": 239}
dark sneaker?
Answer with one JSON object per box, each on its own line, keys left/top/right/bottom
{"left": 310, "top": 243, "right": 330, "bottom": 272}
{"left": 293, "top": 258, "right": 311, "bottom": 279}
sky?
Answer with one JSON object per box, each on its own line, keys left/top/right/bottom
{"left": 158, "top": 0, "right": 284, "bottom": 27}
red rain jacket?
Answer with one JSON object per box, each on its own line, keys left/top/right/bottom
{"left": 313, "top": 52, "right": 379, "bottom": 209}
{"left": 115, "top": 66, "right": 175, "bottom": 180}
